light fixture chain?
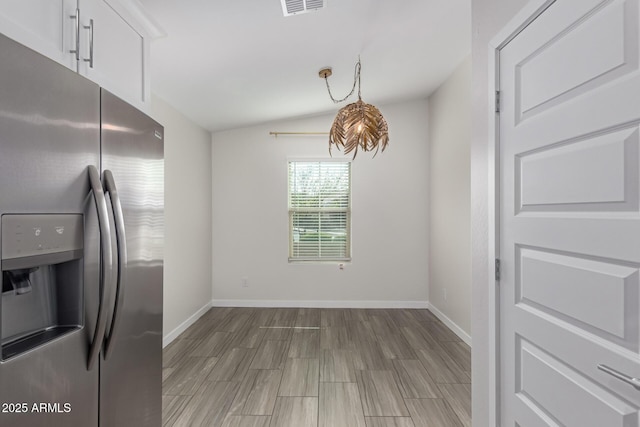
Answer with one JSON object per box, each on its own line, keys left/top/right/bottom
{"left": 357, "top": 55, "right": 361, "bottom": 100}
{"left": 324, "top": 59, "right": 361, "bottom": 104}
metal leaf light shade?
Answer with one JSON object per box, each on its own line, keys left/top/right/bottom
{"left": 320, "top": 60, "right": 389, "bottom": 159}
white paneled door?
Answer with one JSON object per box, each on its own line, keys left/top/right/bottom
{"left": 499, "top": 0, "right": 640, "bottom": 425}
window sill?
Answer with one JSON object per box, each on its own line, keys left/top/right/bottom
{"left": 288, "top": 258, "right": 352, "bottom": 264}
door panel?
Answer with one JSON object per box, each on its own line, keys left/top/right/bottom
{"left": 517, "top": 127, "right": 638, "bottom": 211}
{"left": 499, "top": 0, "right": 640, "bottom": 425}
{"left": 517, "top": 337, "right": 636, "bottom": 426}
{"left": 99, "top": 90, "right": 163, "bottom": 427}
{"left": 516, "top": 0, "right": 636, "bottom": 122}
{"left": 518, "top": 247, "right": 638, "bottom": 345}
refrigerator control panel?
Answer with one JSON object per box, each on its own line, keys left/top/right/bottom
{"left": 1, "top": 214, "right": 83, "bottom": 261}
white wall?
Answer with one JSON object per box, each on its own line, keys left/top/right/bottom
{"left": 471, "top": 0, "right": 530, "bottom": 425}
{"left": 150, "top": 94, "right": 213, "bottom": 345}
{"left": 211, "top": 99, "right": 429, "bottom": 306}
{"left": 428, "top": 56, "right": 471, "bottom": 341}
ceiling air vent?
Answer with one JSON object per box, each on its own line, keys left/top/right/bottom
{"left": 281, "top": 0, "right": 326, "bottom": 16}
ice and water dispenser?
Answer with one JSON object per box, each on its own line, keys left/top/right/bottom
{"left": 1, "top": 214, "right": 84, "bottom": 360}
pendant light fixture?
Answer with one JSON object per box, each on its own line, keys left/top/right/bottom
{"left": 319, "top": 58, "right": 389, "bottom": 159}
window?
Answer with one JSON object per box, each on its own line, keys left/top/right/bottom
{"left": 288, "top": 161, "right": 351, "bottom": 261}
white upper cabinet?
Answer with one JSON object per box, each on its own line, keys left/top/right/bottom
{"left": 0, "top": 0, "right": 78, "bottom": 71}
{"left": 0, "top": 0, "right": 163, "bottom": 112}
{"left": 77, "top": 0, "right": 152, "bottom": 111}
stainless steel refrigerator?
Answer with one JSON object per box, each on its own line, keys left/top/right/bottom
{"left": 0, "top": 32, "right": 163, "bottom": 426}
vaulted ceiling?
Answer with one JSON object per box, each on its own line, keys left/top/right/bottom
{"left": 140, "top": 0, "right": 471, "bottom": 132}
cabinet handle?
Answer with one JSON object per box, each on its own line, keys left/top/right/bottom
{"left": 69, "top": 8, "right": 80, "bottom": 60}
{"left": 83, "top": 19, "right": 94, "bottom": 68}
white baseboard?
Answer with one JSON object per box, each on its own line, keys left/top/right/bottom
{"left": 166, "top": 299, "right": 470, "bottom": 348}
{"left": 427, "top": 302, "right": 472, "bottom": 347}
{"left": 162, "top": 301, "right": 212, "bottom": 348}
{"left": 211, "top": 299, "right": 429, "bottom": 309}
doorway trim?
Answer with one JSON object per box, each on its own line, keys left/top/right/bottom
{"left": 486, "top": 1, "right": 555, "bottom": 425}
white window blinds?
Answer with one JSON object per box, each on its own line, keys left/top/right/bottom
{"left": 288, "top": 161, "right": 351, "bottom": 261}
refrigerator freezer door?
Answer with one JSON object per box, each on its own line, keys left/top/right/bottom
{"left": 0, "top": 34, "right": 101, "bottom": 426}
{"left": 99, "top": 89, "right": 163, "bottom": 427}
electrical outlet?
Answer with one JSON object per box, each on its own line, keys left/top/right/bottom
{"left": 241, "top": 276, "right": 249, "bottom": 287}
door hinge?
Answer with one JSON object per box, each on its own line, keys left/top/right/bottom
{"left": 495, "top": 90, "right": 501, "bottom": 113}
{"left": 495, "top": 258, "right": 501, "bottom": 281}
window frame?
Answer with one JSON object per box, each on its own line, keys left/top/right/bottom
{"left": 287, "top": 158, "right": 352, "bottom": 263}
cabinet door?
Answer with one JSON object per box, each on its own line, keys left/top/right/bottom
{"left": 0, "top": 0, "right": 78, "bottom": 70}
{"left": 78, "top": 0, "right": 149, "bottom": 111}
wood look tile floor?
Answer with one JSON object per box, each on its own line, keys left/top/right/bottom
{"left": 163, "top": 308, "right": 471, "bottom": 427}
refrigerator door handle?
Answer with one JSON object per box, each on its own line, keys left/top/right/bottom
{"left": 102, "top": 170, "right": 127, "bottom": 359}
{"left": 87, "top": 165, "right": 113, "bottom": 370}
